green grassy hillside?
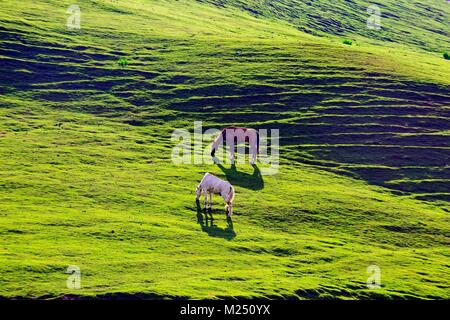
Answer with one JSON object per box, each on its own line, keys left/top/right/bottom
{"left": 0, "top": 0, "right": 449, "bottom": 299}
{"left": 201, "top": 0, "right": 450, "bottom": 53}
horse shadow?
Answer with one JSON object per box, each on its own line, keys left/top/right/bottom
{"left": 213, "top": 160, "right": 264, "bottom": 191}
{"left": 196, "top": 200, "right": 236, "bottom": 241}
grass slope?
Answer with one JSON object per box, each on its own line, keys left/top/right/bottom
{"left": 0, "top": 0, "right": 449, "bottom": 299}
{"left": 201, "top": 0, "right": 450, "bottom": 53}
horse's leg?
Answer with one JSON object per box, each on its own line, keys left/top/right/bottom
{"left": 209, "top": 192, "right": 213, "bottom": 208}
{"left": 250, "top": 142, "right": 257, "bottom": 165}
{"left": 223, "top": 129, "right": 234, "bottom": 164}
{"left": 250, "top": 132, "right": 257, "bottom": 165}
{"left": 229, "top": 138, "right": 235, "bottom": 164}
{"left": 204, "top": 190, "right": 208, "bottom": 209}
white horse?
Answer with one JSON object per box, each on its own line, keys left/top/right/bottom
{"left": 211, "top": 127, "right": 259, "bottom": 165}
{"left": 196, "top": 173, "right": 235, "bottom": 217}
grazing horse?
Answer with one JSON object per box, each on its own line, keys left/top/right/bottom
{"left": 196, "top": 173, "right": 235, "bottom": 217}
{"left": 211, "top": 127, "right": 259, "bottom": 165}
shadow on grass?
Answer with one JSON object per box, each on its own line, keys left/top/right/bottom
{"left": 214, "top": 160, "right": 264, "bottom": 191}
{"left": 196, "top": 200, "right": 236, "bottom": 241}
